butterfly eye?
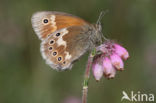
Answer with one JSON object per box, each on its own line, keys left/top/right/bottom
{"left": 49, "top": 47, "right": 52, "bottom": 50}
{"left": 43, "top": 19, "right": 49, "bottom": 24}
{"left": 53, "top": 52, "right": 57, "bottom": 56}
{"left": 56, "top": 33, "right": 60, "bottom": 37}
{"left": 49, "top": 40, "right": 54, "bottom": 44}
{"left": 58, "top": 57, "right": 62, "bottom": 61}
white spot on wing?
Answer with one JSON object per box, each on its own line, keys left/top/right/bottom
{"left": 65, "top": 51, "right": 72, "bottom": 60}
{"left": 57, "top": 37, "right": 66, "bottom": 47}
{"left": 56, "top": 29, "right": 68, "bottom": 47}
{"left": 50, "top": 15, "right": 56, "bottom": 26}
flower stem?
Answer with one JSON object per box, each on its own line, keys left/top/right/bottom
{"left": 82, "top": 50, "right": 95, "bottom": 103}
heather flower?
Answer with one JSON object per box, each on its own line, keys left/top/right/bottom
{"left": 110, "top": 53, "right": 124, "bottom": 70}
{"left": 103, "top": 57, "right": 116, "bottom": 77}
{"left": 92, "top": 60, "right": 103, "bottom": 81}
{"left": 114, "top": 44, "right": 129, "bottom": 60}
{"left": 92, "top": 40, "right": 129, "bottom": 80}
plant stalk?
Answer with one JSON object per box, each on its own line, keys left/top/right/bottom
{"left": 82, "top": 51, "right": 95, "bottom": 103}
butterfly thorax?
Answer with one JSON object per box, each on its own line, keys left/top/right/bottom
{"left": 87, "top": 24, "right": 103, "bottom": 48}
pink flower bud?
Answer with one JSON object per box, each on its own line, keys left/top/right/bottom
{"left": 92, "top": 62, "right": 103, "bottom": 81}
{"left": 110, "top": 53, "right": 124, "bottom": 70}
{"left": 103, "top": 57, "right": 116, "bottom": 78}
{"left": 107, "top": 67, "right": 116, "bottom": 79}
{"left": 114, "top": 44, "right": 129, "bottom": 60}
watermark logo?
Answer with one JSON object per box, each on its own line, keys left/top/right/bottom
{"left": 121, "top": 91, "right": 155, "bottom": 102}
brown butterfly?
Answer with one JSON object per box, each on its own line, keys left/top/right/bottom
{"left": 31, "top": 11, "right": 104, "bottom": 70}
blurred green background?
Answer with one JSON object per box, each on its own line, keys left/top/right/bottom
{"left": 0, "top": 0, "right": 156, "bottom": 103}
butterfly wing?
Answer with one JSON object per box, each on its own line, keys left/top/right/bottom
{"left": 31, "top": 11, "right": 89, "bottom": 40}
{"left": 40, "top": 25, "right": 94, "bottom": 70}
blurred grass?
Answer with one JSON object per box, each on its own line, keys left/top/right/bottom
{"left": 0, "top": 0, "right": 156, "bottom": 103}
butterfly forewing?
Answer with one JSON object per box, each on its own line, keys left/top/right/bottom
{"left": 31, "top": 11, "right": 89, "bottom": 40}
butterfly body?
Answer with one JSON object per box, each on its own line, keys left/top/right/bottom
{"left": 31, "top": 11, "right": 102, "bottom": 70}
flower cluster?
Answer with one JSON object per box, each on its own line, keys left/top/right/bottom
{"left": 92, "top": 41, "right": 129, "bottom": 81}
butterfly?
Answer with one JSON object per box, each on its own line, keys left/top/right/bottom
{"left": 31, "top": 11, "right": 105, "bottom": 71}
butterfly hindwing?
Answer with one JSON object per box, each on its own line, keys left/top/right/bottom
{"left": 31, "top": 11, "right": 89, "bottom": 40}
{"left": 40, "top": 25, "right": 93, "bottom": 70}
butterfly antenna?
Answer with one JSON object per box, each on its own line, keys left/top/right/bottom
{"left": 96, "top": 10, "right": 109, "bottom": 42}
